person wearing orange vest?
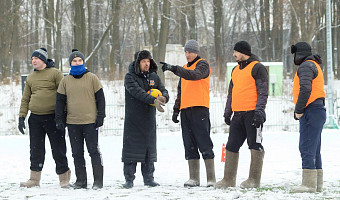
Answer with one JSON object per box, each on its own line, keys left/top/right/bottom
{"left": 290, "top": 42, "right": 326, "bottom": 193}
{"left": 161, "top": 40, "right": 216, "bottom": 187}
{"left": 216, "top": 41, "right": 268, "bottom": 189}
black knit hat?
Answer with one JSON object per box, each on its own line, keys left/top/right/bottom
{"left": 234, "top": 41, "right": 252, "bottom": 56}
{"left": 69, "top": 49, "right": 85, "bottom": 65}
{"left": 291, "top": 42, "right": 312, "bottom": 65}
{"left": 32, "top": 47, "right": 48, "bottom": 64}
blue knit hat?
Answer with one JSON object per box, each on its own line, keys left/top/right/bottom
{"left": 32, "top": 47, "right": 48, "bottom": 64}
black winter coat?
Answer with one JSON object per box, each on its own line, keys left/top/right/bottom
{"left": 294, "top": 54, "right": 324, "bottom": 114}
{"left": 122, "top": 61, "right": 169, "bottom": 163}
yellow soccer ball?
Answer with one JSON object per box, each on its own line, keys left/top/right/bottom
{"left": 147, "top": 89, "right": 162, "bottom": 106}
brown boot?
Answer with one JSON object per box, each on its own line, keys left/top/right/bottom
{"left": 215, "top": 150, "right": 239, "bottom": 189}
{"left": 204, "top": 159, "right": 216, "bottom": 187}
{"left": 316, "top": 169, "right": 323, "bottom": 192}
{"left": 59, "top": 169, "right": 71, "bottom": 188}
{"left": 291, "top": 169, "right": 317, "bottom": 193}
{"left": 20, "top": 170, "right": 41, "bottom": 188}
{"left": 240, "top": 150, "right": 265, "bottom": 188}
{"left": 184, "top": 159, "right": 200, "bottom": 187}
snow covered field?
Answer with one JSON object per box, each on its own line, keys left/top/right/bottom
{"left": 0, "top": 130, "right": 339, "bottom": 200}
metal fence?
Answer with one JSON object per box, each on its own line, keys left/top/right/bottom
{"left": 0, "top": 98, "right": 307, "bottom": 136}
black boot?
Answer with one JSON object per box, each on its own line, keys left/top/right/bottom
{"left": 92, "top": 165, "right": 103, "bottom": 189}
{"left": 123, "top": 180, "right": 134, "bottom": 189}
{"left": 142, "top": 162, "right": 160, "bottom": 187}
{"left": 72, "top": 167, "right": 87, "bottom": 189}
{"left": 123, "top": 162, "right": 136, "bottom": 189}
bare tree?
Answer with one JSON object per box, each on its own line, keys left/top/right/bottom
{"left": 73, "top": 0, "right": 86, "bottom": 52}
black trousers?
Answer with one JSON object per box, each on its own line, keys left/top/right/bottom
{"left": 28, "top": 113, "right": 69, "bottom": 174}
{"left": 67, "top": 124, "right": 103, "bottom": 169}
{"left": 226, "top": 111, "right": 264, "bottom": 153}
{"left": 123, "top": 151, "right": 155, "bottom": 183}
{"left": 180, "top": 106, "right": 214, "bottom": 160}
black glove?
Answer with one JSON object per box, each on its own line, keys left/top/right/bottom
{"left": 95, "top": 116, "right": 104, "bottom": 128}
{"left": 224, "top": 116, "right": 231, "bottom": 125}
{"left": 252, "top": 113, "right": 264, "bottom": 128}
{"left": 18, "top": 117, "right": 26, "bottom": 134}
{"left": 56, "top": 121, "right": 65, "bottom": 130}
{"left": 172, "top": 112, "right": 179, "bottom": 123}
{"left": 160, "top": 62, "right": 175, "bottom": 72}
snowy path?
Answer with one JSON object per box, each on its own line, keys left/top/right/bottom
{"left": 0, "top": 130, "right": 339, "bottom": 199}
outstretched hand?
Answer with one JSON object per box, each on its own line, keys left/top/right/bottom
{"left": 160, "top": 62, "right": 175, "bottom": 72}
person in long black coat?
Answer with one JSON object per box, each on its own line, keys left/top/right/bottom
{"left": 122, "top": 50, "right": 169, "bottom": 188}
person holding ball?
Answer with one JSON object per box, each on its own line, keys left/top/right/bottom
{"left": 122, "top": 50, "right": 169, "bottom": 188}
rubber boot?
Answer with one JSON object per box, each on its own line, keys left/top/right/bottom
{"left": 291, "top": 169, "right": 317, "bottom": 193}
{"left": 184, "top": 159, "right": 200, "bottom": 187}
{"left": 215, "top": 150, "right": 239, "bottom": 189}
{"left": 240, "top": 150, "right": 265, "bottom": 189}
{"left": 20, "top": 170, "right": 41, "bottom": 188}
{"left": 59, "top": 169, "right": 71, "bottom": 188}
{"left": 72, "top": 167, "right": 87, "bottom": 189}
{"left": 204, "top": 159, "right": 216, "bottom": 187}
{"left": 316, "top": 169, "right": 323, "bottom": 192}
{"left": 92, "top": 165, "right": 103, "bottom": 189}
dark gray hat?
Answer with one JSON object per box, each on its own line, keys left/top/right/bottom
{"left": 184, "top": 40, "right": 199, "bottom": 54}
{"left": 32, "top": 47, "right": 48, "bottom": 64}
{"left": 291, "top": 42, "right": 312, "bottom": 65}
{"left": 69, "top": 49, "right": 85, "bottom": 65}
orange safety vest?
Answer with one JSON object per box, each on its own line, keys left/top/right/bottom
{"left": 180, "top": 58, "right": 210, "bottom": 110}
{"left": 293, "top": 60, "right": 325, "bottom": 106}
{"left": 231, "top": 61, "right": 259, "bottom": 111}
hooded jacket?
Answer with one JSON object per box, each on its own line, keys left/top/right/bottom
{"left": 293, "top": 54, "right": 324, "bottom": 114}
{"left": 122, "top": 51, "right": 169, "bottom": 162}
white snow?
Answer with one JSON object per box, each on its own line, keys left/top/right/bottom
{"left": 0, "top": 130, "right": 339, "bottom": 199}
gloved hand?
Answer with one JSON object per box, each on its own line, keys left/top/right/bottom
{"left": 294, "top": 112, "right": 303, "bottom": 120}
{"left": 157, "top": 96, "right": 167, "bottom": 104}
{"left": 18, "top": 117, "right": 26, "bottom": 134}
{"left": 95, "top": 116, "right": 104, "bottom": 128}
{"left": 224, "top": 116, "right": 231, "bottom": 125}
{"left": 56, "top": 119, "right": 65, "bottom": 130}
{"left": 154, "top": 99, "right": 165, "bottom": 112}
{"left": 252, "top": 113, "right": 264, "bottom": 128}
{"left": 172, "top": 112, "right": 179, "bottom": 123}
{"left": 160, "top": 62, "right": 175, "bottom": 72}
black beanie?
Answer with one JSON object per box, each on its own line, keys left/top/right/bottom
{"left": 32, "top": 47, "right": 48, "bottom": 64}
{"left": 69, "top": 49, "right": 85, "bottom": 65}
{"left": 234, "top": 41, "right": 252, "bottom": 56}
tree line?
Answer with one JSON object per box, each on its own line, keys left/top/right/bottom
{"left": 0, "top": 0, "right": 339, "bottom": 83}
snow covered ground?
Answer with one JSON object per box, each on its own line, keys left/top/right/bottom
{"left": 0, "top": 129, "right": 339, "bottom": 200}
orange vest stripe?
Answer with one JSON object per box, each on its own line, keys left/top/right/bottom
{"left": 180, "top": 58, "right": 210, "bottom": 109}
{"left": 293, "top": 60, "right": 325, "bottom": 106}
{"left": 231, "top": 61, "right": 258, "bottom": 111}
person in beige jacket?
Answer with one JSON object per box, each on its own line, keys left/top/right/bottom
{"left": 18, "top": 47, "right": 71, "bottom": 188}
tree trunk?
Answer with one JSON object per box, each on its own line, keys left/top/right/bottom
{"left": 73, "top": 0, "right": 86, "bottom": 52}
{"left": 188, "top": 0, "right": 196, "bottom": 40}
{"left": 109, "top": 0, "right": 122, "bottom": 80}
{"left": 213, "top": 0, "right": 224, "bottom": 80}
{"left": 55, "top": 0, "right": 62, "bottom": 71}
